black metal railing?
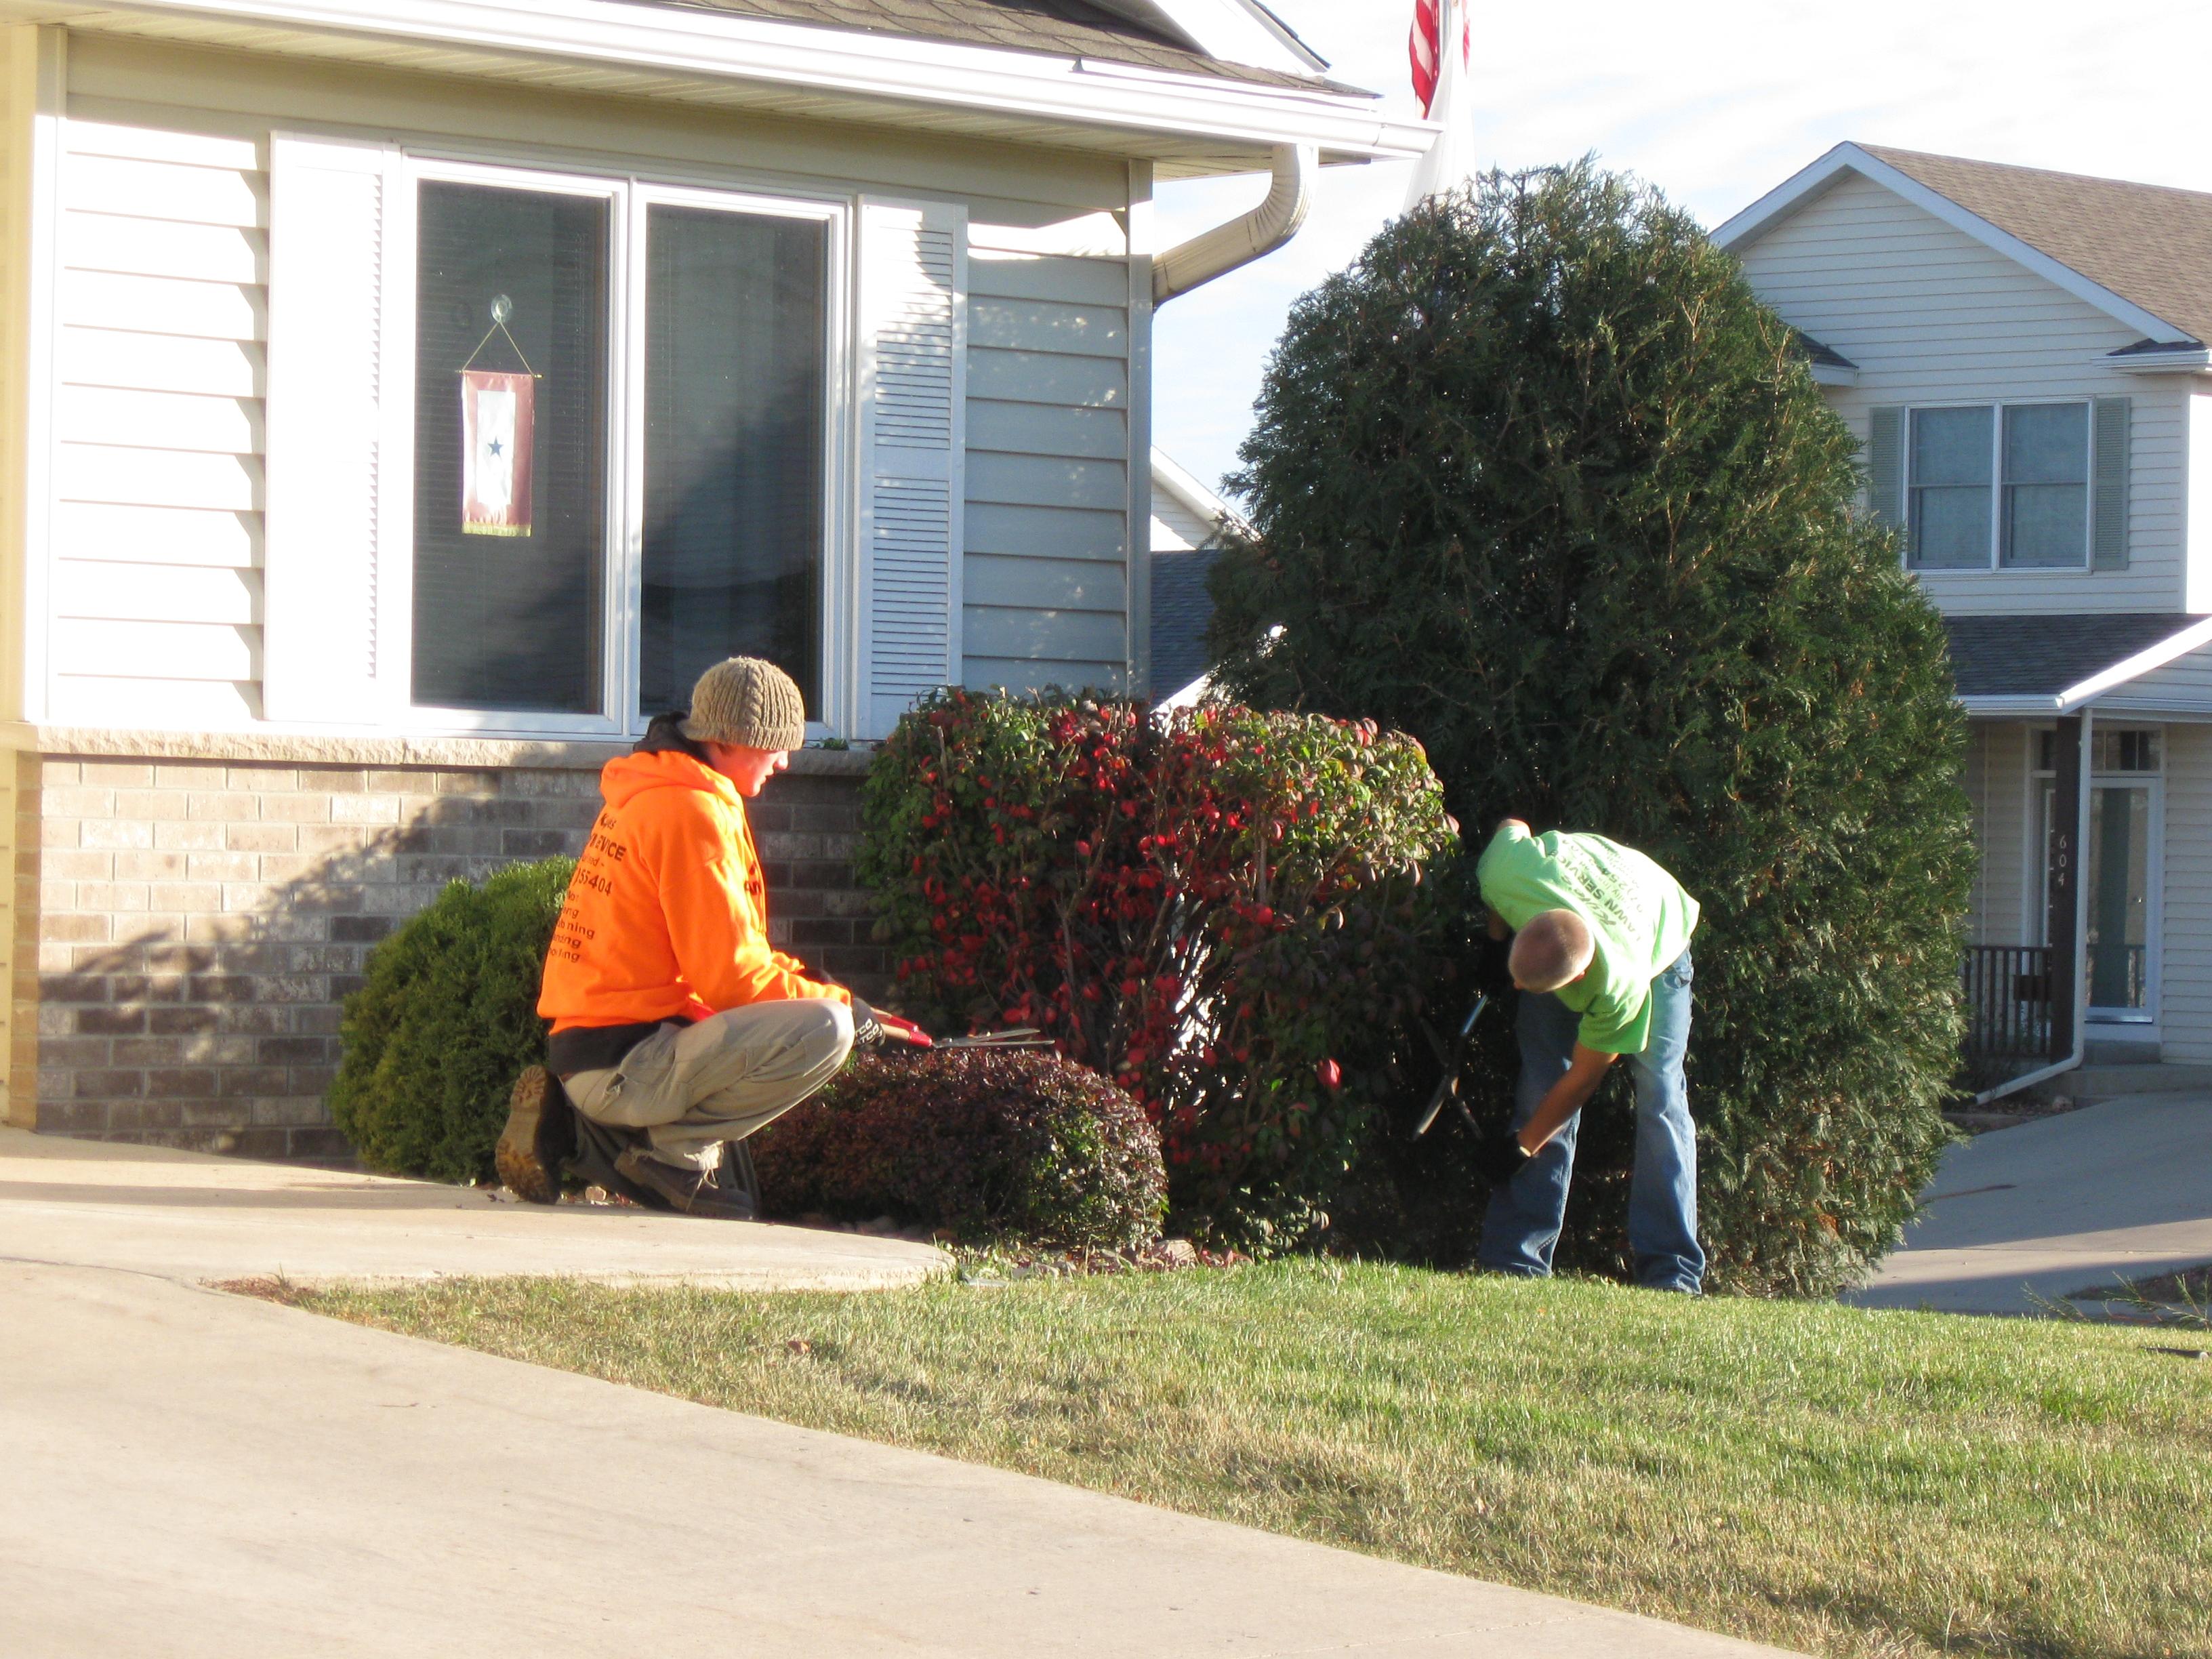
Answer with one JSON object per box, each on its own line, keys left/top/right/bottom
{"left": 1961, "top": 945, "right": 2055, "bottom": 1061}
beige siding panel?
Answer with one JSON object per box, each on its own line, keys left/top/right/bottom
{"left": 54, "top": 560, "right": 259, "bottom": 625}
{"left": 57, "top": 442, "right": 261, "bottom": 512}
{"left": 1974, "top": 722, "right": 2034, "bottom": 945}
{"left": 1151, "top": 492, "right": 1216, "bottom": 554}
{"left": 51, "top": 617, "right": 258, "bottom": 680}
{"left": 967, "top": 250, "right": 1126, "bottom": 308}
{"left": 1961, "top": 723, "right": 1990, "bottom": 940}
{"left": 963, "top": 655, "right": 1120, "bottom": 695}
{"left": 48, "top": 674, "right": 259, "bottom": 726}
{"left": 62, "top": 148, "right": 265, "bottom": 228}
{"left": 62, "top": 117, "right": 258, "bottom": 169}
{"left": 968, "top": 346, "right": 1124, "bottom": 409}
{"left": 967, "top": 398, "right": 1124, "bottom": 460}
{"left": 969, "top": 295, "right": 1126, "bottom": 359}
{"left": 965, "top": 552, "right": 1123, "bottom": 613}
{"left": 1736, "top": 171, "right": 2187, "bottom": 615}
{"left": 60, "top": 326, "right": 264, "bottom": 397}
{"left": 63, "top": 211, "right": 265, "bottom": 284}
{"left": 967, "top": 452, "right": 1126, "bottom": 512}
{"left": 2101, "top": 642, "right": 2212, "bottom": 712}
{"left": 58, "top": 384, "right": 261, "bottom": 455}
{"left": 966, "top": 501, "right": 1125, "bottom": 562}
{"left": 2159, "top": 723, "right": 2212, "bottom": 1059}
{"left": 59, "top": 268, "right": 264, "bottom": 341}
{"left": 54, "top": 501, "right": 259, "bottom": 569}
{"left": 964, "top": 605, "right": 1125, "bottom": 661}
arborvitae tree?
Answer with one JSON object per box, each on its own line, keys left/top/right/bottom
{"left": 1208, "top": 161, "right": 1973, "bottom": 1296}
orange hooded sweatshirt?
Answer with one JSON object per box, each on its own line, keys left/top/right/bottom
{"left": 537, "top": 750, "right": 850, "bottom": 1031}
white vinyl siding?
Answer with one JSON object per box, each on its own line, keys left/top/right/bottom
{"left": 1151, "top": 485, "right": 1216, "bottom": 554}
{"left": 2098, "top": 641, "right": 2212, "bottom": 715}
{"left": 50, "top": 117, "right": 264, "bottom": 726}
{"left": 962, "top": 241, "right": 1129, "bottom": 696}
{"left": 47, "top": 39, "right": 1144, "bottom": 735}
{"left": 1734, "top": 171, "right": 2186, "bottom": 616}
{"left": 1965, "top": 721, "right": 2033, "bottom": 947}
{"left": 2158, "top": 722, "right": 2212, "bottom": 1061}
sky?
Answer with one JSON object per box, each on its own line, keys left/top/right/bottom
{"left": 1151, "top": 0, "right": 2212, "bottom": 501}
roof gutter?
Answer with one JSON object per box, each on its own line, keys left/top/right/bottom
{"left": 1153, "top": 141, "right": 1313, "bottom": 306}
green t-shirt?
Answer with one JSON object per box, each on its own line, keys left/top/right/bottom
{"left": 1476, "top": 824, "right": 1700, "bottom": 1055}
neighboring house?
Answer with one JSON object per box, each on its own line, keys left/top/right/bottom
{"left": 1148, "top": 445, "right": 1244, "bottom": 703}
{"left": 0, "top": 1, "right": 1429, "bottom": 1152}
{"left": 1718, "top": 144, "right": 2212, "bottom": 1080}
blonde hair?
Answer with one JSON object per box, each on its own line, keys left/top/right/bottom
{"left": 1510, "top": 909, "right": 1595, "bottom": 993}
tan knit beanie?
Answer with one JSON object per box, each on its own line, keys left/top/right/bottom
{"left": 682, "top": 657, "right": 806, "bottom": 750}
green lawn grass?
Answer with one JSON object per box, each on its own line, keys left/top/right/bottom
{"left": 296, "top": 1263, "right": 2212, "bottom": 1659}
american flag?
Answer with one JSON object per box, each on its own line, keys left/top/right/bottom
{"left": 1409, "top": 0, "right": 1469, "bottom": 120}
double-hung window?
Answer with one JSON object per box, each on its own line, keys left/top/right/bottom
{"left": 1906, "top": 401, "right": 2088, "bottom": 571}
{"left": 262, "top": 137, "right": 967, "bottom": 740}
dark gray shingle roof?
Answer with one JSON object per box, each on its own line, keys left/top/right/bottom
{"left": 1942, "top": 613, "right": 2204, "bottom": 697}
{"left": 1864, "top": 145, "right": 2212, "bottom": 346}
{"left": 629, "top": 0, "right": 1345, "bottom": 91}
{"left": 1149, "top": 546, "right": 1220, "bottom": 698}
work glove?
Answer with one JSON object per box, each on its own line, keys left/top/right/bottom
{"left": 1474, "top": 1126, "right": 1533, "bottom": 1186}
{"left": 848, "top": 997, "right": 933, "bottom": 1049}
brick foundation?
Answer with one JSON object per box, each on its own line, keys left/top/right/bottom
{"left": 7, "top": 739, "right": 880, "bottom": 1160}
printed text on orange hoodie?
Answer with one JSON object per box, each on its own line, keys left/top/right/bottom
{"left": 537, "top": 750, "right": 850, "bottom": 1031}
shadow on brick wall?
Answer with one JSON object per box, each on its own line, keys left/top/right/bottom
{"left": 23, "top": 757, "right": 880, "bottom": 1163}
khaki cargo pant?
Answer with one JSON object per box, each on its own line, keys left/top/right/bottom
{"left": 562, "top": 998, "right": 855, "bottom": 1172}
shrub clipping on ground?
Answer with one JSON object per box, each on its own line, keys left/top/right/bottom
{"left": 858, "top": 691, "right": 1460, "bottom": 1249}
{"left": 1205, "top": 161, "right": 1973, "bottom": 1295}
{"left": 329, "top": 858, "right": 571, "bottom": 1183}
{"left": 750, "top": 1049, "right": 1166, "bottom": 1251}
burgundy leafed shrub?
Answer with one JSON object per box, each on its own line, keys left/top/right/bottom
{"left": 749, "top": 1048, "right": 1166, "bottom": 1252}
{"left": 856, "top": 689, "right": 1460, "bottom": 1248}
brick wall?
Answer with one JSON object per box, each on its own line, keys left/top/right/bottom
{"left": 7, "top": 742, "right": 880, "bottom": 1160}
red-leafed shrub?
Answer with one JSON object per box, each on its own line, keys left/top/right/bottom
{"left": 856, "top": 689, "right": 1460, "bottom": 1248}
{"left": 749, "top": 1048, "right": 1165, "bottom": 1251}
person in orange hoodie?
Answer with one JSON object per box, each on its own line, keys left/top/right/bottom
{"left": 498, "top": 656, "right": 926, "bottom": 1219}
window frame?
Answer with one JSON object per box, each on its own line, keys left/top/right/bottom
{"left": 384, "top": 151, "right": 853, "bottom": 741}
{"left": 1904, "top": 398, "right": 2093, "bottom": 575}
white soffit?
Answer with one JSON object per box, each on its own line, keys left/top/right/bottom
{"left": 0, "top": 0, "right": 1424, "bottom": 178}
{"left": 1713, "top": 142, "right": 2194, "bottom": 348}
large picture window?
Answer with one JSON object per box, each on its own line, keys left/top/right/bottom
{"left": 403, "top": 165, "right": 838, "bottom": 729}
{"left": 1905, "top": 401, "right": 2089, "bottom": 573}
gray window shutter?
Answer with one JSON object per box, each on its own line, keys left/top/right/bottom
{"left": 264, "top": 131, "right": 401, "bottom": 723}
{"left": 1866, "top": 405, "right": 1905, "bottom": 531}
{"left": 855, "top": 197, "right": 966, "bottom": 740}
{"left": 2091, "top": 395, "right": 2131, "bottom": 571}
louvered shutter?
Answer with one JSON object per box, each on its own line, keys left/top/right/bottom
{"left": 263, "top": 132, "right": 398, "bottom": 722}
{"left": 2091, "top": 395, "right": 2131, "bottom": 571}
{"left": 855, "top": 197, "right": 966, "bottom": 739}
{"left": 1866, "top": 405, "right": 1906, "bottom": 535}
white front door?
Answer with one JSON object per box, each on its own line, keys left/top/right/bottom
{"left": 2034, "top": 729, "right": 2163, "bottom": 1023}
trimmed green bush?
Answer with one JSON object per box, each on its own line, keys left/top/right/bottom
{"left": 329, "top": 858, "right": 571, "bottom": 1183}
{"left": 750, "top": 1048, "right": 1166, "bottom": 1251}
{"left": 857, "top": 689, "right": 1459, "bottom": 1249}
{"left": 1206, "top": 163, "right": 1973, "bottom": 1296}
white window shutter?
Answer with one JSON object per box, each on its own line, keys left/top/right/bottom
{"left": 855, "top": 197, "right": 966, "bottom": 740}
{"left": 263, "top": 132, "right": 397, "bottom": 723}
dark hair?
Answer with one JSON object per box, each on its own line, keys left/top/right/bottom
{"left": 634, "top": 710, "right": 712, "bottom": 764}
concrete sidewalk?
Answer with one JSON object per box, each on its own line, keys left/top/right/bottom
{"left": 0, "top": 1126, "right": 944, "bottom": 1290}
{"left": 1851, "top": 1091, "right": 2212, "bottom": 1315}
{"left": 0, "top": 1259, "right": 1801, "bottom": 1658}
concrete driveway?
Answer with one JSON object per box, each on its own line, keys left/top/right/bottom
{"left": 0, "top": 1126, "right": 1804, "bottom": 1658}
{"left": 1851, "top": 1091, "right": 2212, "bottom": 1315}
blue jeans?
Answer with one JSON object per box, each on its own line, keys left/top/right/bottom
{"left": 1477, "top": 947, "right": 1704, "bottom": 1292}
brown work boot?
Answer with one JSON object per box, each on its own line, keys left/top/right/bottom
{"left": 613, "top": 1146, "right": 757, "bottom": 1221}
{"left": 495, "top": 1066, "right": 570, "bottom": 1205}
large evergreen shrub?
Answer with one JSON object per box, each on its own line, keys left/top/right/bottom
{"left": 1207, "top": 163, "right": 1973, "bottom": 1296}
{"left": 859, "top": 690, "right": 1458, "bottom": 1248}
{"left": 329, "top": 859, "right": 571, "bottom": 1183}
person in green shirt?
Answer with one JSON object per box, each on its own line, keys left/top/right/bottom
{"left": 1473, "top": 819, "right": 1704, "bottom": 1292}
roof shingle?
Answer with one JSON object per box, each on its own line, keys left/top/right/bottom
{"left": 1864, "top": 144, "right": 2212, "bottom": 347}
{"left": 1942, "top": 613, "right": 2206, "bottom": 699}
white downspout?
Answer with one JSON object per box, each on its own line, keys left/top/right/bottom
{"left": 1975, "top": 705, "right": 2094, "bottom": 1105}
{"left": 1153, "top": 143, "right": 1315, "bottom": 307}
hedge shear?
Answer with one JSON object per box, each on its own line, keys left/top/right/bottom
{"left": 1410, "top": 994, "right": 1490, "bottom": 1141}
{"left": 936, "top": 1027, "right": 1057, "bottom": 1051}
